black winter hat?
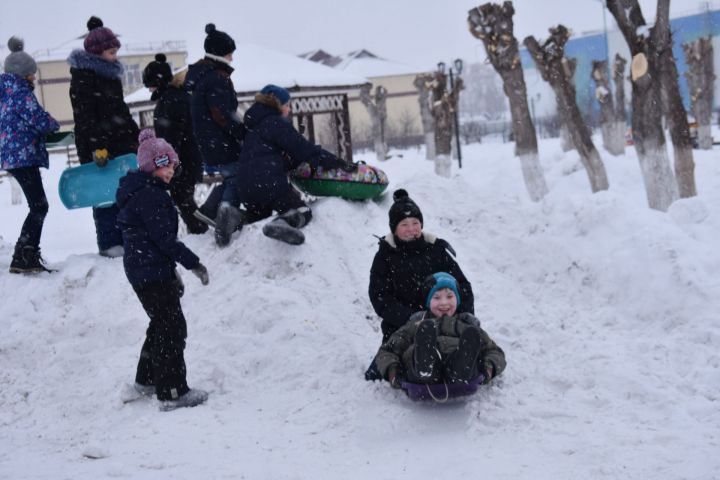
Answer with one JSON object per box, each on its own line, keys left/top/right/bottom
{"left": 204, "top": 23, "right": 236, "bottom": 57}
{"left": 142, "top": 53, "right": 173, "bottom": 88}
{"left": 388, "top": 188, "right": 423, "bottom": 233}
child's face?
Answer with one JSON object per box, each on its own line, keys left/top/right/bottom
{"left": 395, "top": 217, "right": 422, "bottom": 241}
{"left": 429, "top": 288, "right": 457, "bottom": 318}
{"left": 152, "top": 164, "right": 175, "bottom": 184}
{"left": 101, "top": 48, "right": 119, "bottom": 62}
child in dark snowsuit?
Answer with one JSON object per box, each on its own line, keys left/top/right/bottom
{"left": 142, "top": 54, "right": 207, "bottom": 234}
{"left": 116, "top": 129, "right": 209, "bottom": 412}
{"left": 67, "top": 16, "right": 140, "bottom": 257}
{"left": 235, "top": 84, "right": 352, "bottom": 246}
{"left": 373, "top": 272, "right": 506, "bottom": 389}
{"left": 365, "top": 189, "right": 474, "bottom": 380}
{"left": 1, "top": 36, "right": 60, "bottom": 273}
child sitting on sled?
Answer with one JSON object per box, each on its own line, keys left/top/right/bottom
{"left": 373, "top": 272, "right": 506, "bottom": 390}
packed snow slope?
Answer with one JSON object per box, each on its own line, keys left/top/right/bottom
{"left": 1, "top": 137, "right": 718, "bottom": 479}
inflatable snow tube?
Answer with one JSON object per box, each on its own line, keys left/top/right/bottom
{"left": 401, "top": 375, "right": 484, "bottom": 402}
{"left": 291, "top": 162, "right": 389, "bottom": 200}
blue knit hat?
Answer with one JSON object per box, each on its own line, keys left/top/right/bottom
{"left": 425, "top": 272, "right": 461, "bottom": 309}
{"left": 260, "top": 84, "right": 291, "bottom": 105}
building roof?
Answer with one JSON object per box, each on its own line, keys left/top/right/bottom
{"left": 307, "top": 48, "right": 426, "bottom": 78}
{"left": 125, "top": 42, "right": 368, "bottom": 105}
{"left": 32, "top": 36, "right": 187, "bottom": 62}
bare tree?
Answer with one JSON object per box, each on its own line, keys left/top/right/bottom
{"left": 468, "top": 1, "right": 548, "bottom": 201}
{"left": 359, "top": 83, "right": 388, "bottom": 162}
{"left": 558, "top": 57, "right": 577, "bottom": 153}
{"left": 656, "top": 7, "right": 697, "bottom": 198}
{"left": 525, "top": 26, "right": 609, "bottom": 193}
{"left": 413, "top": 74, "right": 437, "bottom": 160}
{"left": 428, "top": 72, "right": 463, "bottom": 177}
{"left": 612, "top": 54, "right": 628, "bottom": 155}
{"left": 606, "top": 0, "right": 678, "bottom": 211}
{"left": 683, "top": 37, "right": 715, "bottom": 150}
{"left": 592, "top": 59, "right": 625, "bottom": 155}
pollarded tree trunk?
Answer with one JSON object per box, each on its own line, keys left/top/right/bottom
{"left": 359, "top": 84, "right": 388, "bottom": 162}
{"left": 683, "top": 37, "right": 715, "bottom": 150}
{"left": 525, "top": 26, "right": 609, "bottom": 193}
{"left": 414, "top": 73, "right": 437, "bottom": 160}
{"left": 429, "top": 72, "right": 463, "bottom": 177}
{"left": 656, "top": 20, "right": 696, "bottom": 198}
{"left": 592, "top": 59, "right": 625, "bottom": 155}
{"left": 559, "top": 58, "right": 577, "bottom": 153}
{"left": 468, "top": 1, "right": 548, "bottom": 201}
{"left": 607, "top": 0, "right": 678, "bottom": 211}
{"left": 612, "top": 54, "right": 628, "bottom": 155}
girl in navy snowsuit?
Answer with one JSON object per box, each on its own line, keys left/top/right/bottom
{"left": 116, "top": 129, "right": 209, "bottom": 411}
{"left": 67, "top": 17, "right": 139, "bottom": 257}
{"left": 1, "top": 36, "right": 60, "bottom": 273}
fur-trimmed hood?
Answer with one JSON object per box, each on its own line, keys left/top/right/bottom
{"left": 254, "top": 92, "right": 284, "bottom": 113}
{"left": 382, "top": 231, "right": 438, "bottom": 249}
{"left": 67, "top": 49, "right": 124, "bottom": 79}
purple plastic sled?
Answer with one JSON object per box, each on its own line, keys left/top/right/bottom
{"left": 401, "top": 375, "right": 485, "bottom": 402}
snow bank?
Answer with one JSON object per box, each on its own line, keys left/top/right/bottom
{"left": 1, "top": 138, "right": 718, "bottom": 479}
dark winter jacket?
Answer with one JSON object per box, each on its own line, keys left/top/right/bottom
{"left": 373, "top": 310, "right": 506, "bottom": 382}
{"left": 67, "top": 49, "right": 139, "bottom": 164}
{"left": 152, "top": 85, "right": 203, "bottom": 182}
{"left": 184, "top": 57, "right": 244, "bottom": 167}
{"left": 116, "top": 170, "right": 200, "bottom": 285}
{"left": 369, "top": 232, "right": 474, "bottom": 334}
{"left": 0, "top": 73, "right": 59, "bottom": 170}
{"left": 237, "top": 97, "right": 344, "bottom": 205}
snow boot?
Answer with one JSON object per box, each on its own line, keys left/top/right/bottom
{"left": 134, "top": 382, "right": 155, "bottom": 397}
{"left": 262, "top": 218, "right": 305, "bottom": 245}
{"left": 364, "top": 359, "right": 383, "bottom": 381}
{"left": 159, "top": 388, "right": 209, "bottom": 412}
{"left": 214, "top": 202, "right": 245, "bottom": 247}
{"left": 9, "top": 245, "right": 53, "bottom": 274}
{"left": 193, "top": 208, "right": 216, "bottom": 229}
{"left": 99, "top": 245, "right": 124, "bottom": 258}
{"left": 447, "top": 327, "right": 482, "bottom": 383}
{"left": 413, "top": 319, "right": 439, "bottom": 380}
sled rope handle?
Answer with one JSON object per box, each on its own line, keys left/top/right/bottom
{"left": 426, "top": 381, "right": 449, "bottom": 403}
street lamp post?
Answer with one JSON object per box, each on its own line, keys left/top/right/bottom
{"left": 437, "top": 58, "right": 464, "bottom": 168}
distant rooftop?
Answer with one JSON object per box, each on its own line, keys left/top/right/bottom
{"left": 300, "top": 48, "right": 426, "bottom": 78}
{"left": 33, "top": 36, "right": 187, "bottom": 62}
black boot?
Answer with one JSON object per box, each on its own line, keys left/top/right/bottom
{"left": 262, "top": 208, "right": 311, "bottom": 245}
{"left": 214, "top": 202, "right": 246, "bottom": 247}
{"left": 10, "top": 245, "right": 53, "bottom": 274}
{"left": 413, "top": 319, "right": 438, "bottom": 380}
{"left": 446, "top": 327, "right": 482, "bottom": 383}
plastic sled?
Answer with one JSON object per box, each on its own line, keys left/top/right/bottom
{"left": 45, "top": 131, "right": 75, "bottom": 148}
{"left": 401, "top": 374, "right": 484, "bottom": 402}
{"left": 58, "top": 153, "right": 137, "bottom": 209}
{"left": 290, "top": 162, "right": 388, "bottom": 200}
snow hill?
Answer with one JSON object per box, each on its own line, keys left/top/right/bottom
{"left": 1, "top": 137, "right": 719, "bottom": 479}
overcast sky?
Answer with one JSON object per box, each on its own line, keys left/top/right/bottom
{"left": 1, "top": 0, "right": 706, "bottom": 70}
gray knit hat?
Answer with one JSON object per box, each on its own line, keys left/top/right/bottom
{"left": 3, "top": 37, "right": 37, "bottom": 77}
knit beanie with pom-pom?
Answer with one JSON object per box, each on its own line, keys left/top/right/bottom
{"left": 136, "top": 129, "right": 179, "bottom": 173}
{"left": 3, "top": 37, "right": 37, "bottom": 77}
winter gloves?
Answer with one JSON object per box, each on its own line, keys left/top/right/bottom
{"left": 93, "top": 148, "right": 109, "bottom": 167}
{"left": 192, "top": 263, "right": 209, "bottom": 285}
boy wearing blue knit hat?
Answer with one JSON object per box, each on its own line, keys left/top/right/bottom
{"left": 373, "top": 272, "right": 506, "bottom": 390}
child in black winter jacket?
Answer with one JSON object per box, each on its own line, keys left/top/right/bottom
{"left": 116, "top": 129, "right": 209, "bottom": 412}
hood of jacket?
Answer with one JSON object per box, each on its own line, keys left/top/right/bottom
{"left": 243, "top": 102, "right": 282, "bottom": 129}
{"left": 116, "top": 170, "right": 168, "bottom": 209}
{"left": 67, "top": 49, "right": 124, "bottom": 79}
{"left": 184, "top": 57, "right": 233, "bottom": 94}
{"left": 0, "top": 73, "right": 31, "bottom": 102}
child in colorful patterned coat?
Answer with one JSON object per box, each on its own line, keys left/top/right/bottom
{"left": 1, "top": 36, "right": 60, "bottom": 273}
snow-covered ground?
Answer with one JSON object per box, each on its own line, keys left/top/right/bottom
{"left": 1, "top": 137, "right": 718, "bottom": 479}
